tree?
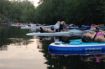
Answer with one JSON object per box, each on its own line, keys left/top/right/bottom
{"left": 0, "top": 0, "right": 36, "bottom": 23}
{"left": 34, "top": 0, "right": 105, "bottom": 25}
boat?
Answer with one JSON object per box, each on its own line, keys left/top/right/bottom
{"left": 26, "top": 29, "right": 83, "bottom": 37}
{"left": 48, "top": 39, "right": 105, "bottom": 55}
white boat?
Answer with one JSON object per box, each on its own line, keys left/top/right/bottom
{"left": 26, "top": 29, "right": 83, "bottom": 37}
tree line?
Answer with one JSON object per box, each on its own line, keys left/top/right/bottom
{"left": 0, "top": 0, "right": 105, "bottom": 25}
{"left": 0, "top": 0, "right": 35, "bottom": 23}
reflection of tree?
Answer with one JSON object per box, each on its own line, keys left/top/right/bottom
{"left": 0, "top": 26, "right": 31, "bottom": 50}
{"left": 0, "top": 27, "right": 11, "bottom": 46}
{"left": 0, "top": 45, "right": 7, "bottom": 51}
{"left": 10, "top": 38, "right": 31, "bottom": 46}
{"left": 8, "top": 27, "right": 32, "bottom": 45}
{"left": 40, "top": 39, "right": 105, "bottom": 69}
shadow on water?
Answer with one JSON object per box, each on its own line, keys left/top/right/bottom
{"left": 0, "top": 26, "right": 31, "bottom": 50}
{"left": 38, "top": 38, "right": 105, "bottom": 69}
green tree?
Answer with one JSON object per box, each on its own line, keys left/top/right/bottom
{"left": 35, "top": 0, "right": 105, "bottom": 25}
{"left": 0, "top": 0, "right": 36, "bottom": 23}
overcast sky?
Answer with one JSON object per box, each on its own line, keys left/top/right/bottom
{"left": 9, "top": 0, "right": 40, "bottom": 7}
{"left": 27, "top": 0, "right": 39, "bottom": 6}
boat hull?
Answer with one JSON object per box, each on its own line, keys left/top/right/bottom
{"left": 48, "top": 43, "right": 105, "bottom": 55}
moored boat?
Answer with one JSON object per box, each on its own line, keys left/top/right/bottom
{"left": 48, "top": 39, "right": 105, "bottom": 55}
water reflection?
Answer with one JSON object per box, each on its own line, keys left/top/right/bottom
{"left": 0, "top": 26, "right": 31, "bottom": 48}
{"left": 0, "top": 26, "right": 48, "bottom": 69}
{"left": 10, "top": 38, "right": 31, "bottom": 46}
{"left": 40, "top": 39, "right": 105, "bottom": 69}
{"left": 0, "top": 39, "right": 47, "bottom": 69}
{"left": 0, "top": 45, "right": 7, "bottom": 51}
{"left": 0, "top": 26, "right": 105, "bottom": 69}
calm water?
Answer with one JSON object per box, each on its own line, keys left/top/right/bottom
{"left": 0, "top": 26, "right": 105, "bottom": 69}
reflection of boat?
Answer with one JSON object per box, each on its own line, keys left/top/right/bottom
{"left": 26, "top": 29, "right": 83, "bottom": 37}
{"left": 48, "top": 39, "right": 105, "bottom": 55}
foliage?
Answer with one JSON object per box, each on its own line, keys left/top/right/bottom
{"left": 35, "top": 0, "right": 105, "bottom": 25}
{"left": 0, "top": 0, "right": 35, "bottom": 23}
{"left": 0, "top": 0, "right": 105, "bottom": 25}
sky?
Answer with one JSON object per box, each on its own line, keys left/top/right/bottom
{"left": 9, "top": 0, "right": 40, "bottom": 7}
{"left": 27, "top": 0, "right": 40, "bottom": 7}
